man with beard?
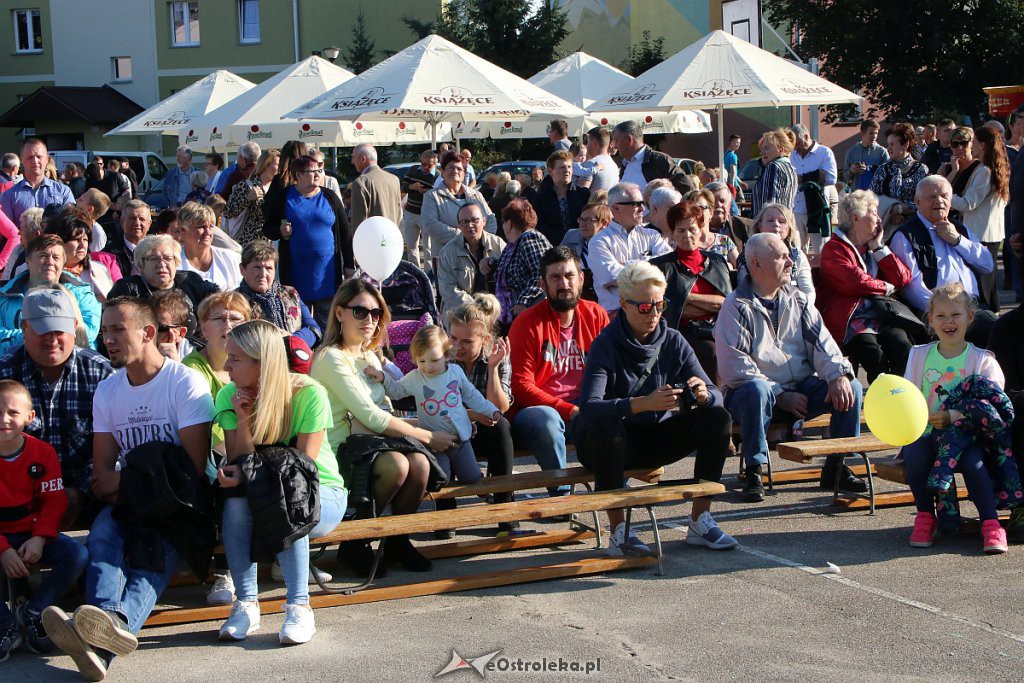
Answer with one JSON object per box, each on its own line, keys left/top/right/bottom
{"left": 508, "top": 247, "right": 610, "bottom": 492}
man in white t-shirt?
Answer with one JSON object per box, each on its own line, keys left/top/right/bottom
{"left": 581, "top": 126, "right": 620, "bottom": 192}
{"left": 43, "top": 297, "right": 213, "bottom": 681}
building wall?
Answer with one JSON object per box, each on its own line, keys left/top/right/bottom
{"left": 0, "top": 0, "right": 442, "bottom": 157}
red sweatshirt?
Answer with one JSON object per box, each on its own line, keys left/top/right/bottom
{"left": 508, "top": 298, "right": 610, "bottom": 420}
{"left": 0, "top": 434, "right": 67, "bottom": 552}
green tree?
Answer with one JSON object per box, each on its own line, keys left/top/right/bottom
{"left": 619, "top": 30, "right": 666, "bottom": 77}
{"left": 764, "top": 0, "right": 1024, "bottom": 122}
{"left": 402, "top": 0, "right": 569, "bottom": 78}
{"left": 344, "top": 11, "right": 377, "bottom": 74}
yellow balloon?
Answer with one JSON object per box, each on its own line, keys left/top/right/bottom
{"left": 864, "top": 374, "right": 929, "bottom": 446}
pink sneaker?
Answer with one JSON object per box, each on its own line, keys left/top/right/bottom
{"left": 909, "top": 512, "right": 937, "bottom": 547}
{"left": 981, "top": 519, "right": 1008, "bottom": 554}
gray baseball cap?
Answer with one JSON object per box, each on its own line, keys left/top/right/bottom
{"left": 22, "top": 288, "right": 76, "bottom": 336}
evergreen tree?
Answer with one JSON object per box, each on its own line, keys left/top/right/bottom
{"left": 344, "top": 11, "right": 377, "bottom": 74}
{"left": 619, "top": 31, "right": 666, "bottom": 77}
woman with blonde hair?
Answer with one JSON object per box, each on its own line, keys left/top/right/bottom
{"left": 177, "top": 201, "right": 242, "bottom": 291}
{"left": 446, "top": 293, "right": 515, "bottom": 532}
{"left": 225, "top": 149, "right": 281, "bottom": 247}
{"left": 752, "top": 128, "right": 798, "bottom": 215}
{"left": 215, "top": 319, "right": 347, "bottom": 645}
{"left": 310, "top": 279, "right": 454, "bottom": 577}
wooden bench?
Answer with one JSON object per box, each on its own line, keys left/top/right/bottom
{"left": 734, "top": 414, "right": 868, "bottom": 488}
{"left": 776, "top": 435, "right": 892, "bottom": 513}
{"left": 147, "top": 479, "right": 723, "bottom": 627}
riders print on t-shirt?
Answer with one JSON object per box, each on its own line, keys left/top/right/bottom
{"left": 116, "top": 404, "right": 178, "bottom": 452}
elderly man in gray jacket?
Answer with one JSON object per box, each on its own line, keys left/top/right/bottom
{"left": 715, "top": 233, "right": 866, "bottom": 503}
{"left": 436, "top": 203, "right": 506, "bottom": 320}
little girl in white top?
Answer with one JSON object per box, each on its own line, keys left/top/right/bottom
{"left": 365, "top": 325, "right": 499, "bottom": 484}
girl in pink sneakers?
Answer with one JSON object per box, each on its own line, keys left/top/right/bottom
{"left": 902, "top": 283, "right": 1019, "bottom": 554}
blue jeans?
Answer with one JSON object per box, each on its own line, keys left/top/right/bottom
{"left": 1, "top": 532, "right": 87, "bottom": 627}
{"left": 902, "top": 432, "right": 997, "bottom": 521}
{"left": 725, "top": 375, "right": 863, "bottom": 467}
{"left": 511, "top": 406, "right": 571, "bottom": 494}
{"left": 222, "top": 485, "right": 347, "bottom": 606}
{"left": 86, "top": 506, "right": 179, "bottom": 635}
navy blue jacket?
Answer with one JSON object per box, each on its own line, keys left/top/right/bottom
{"left": 574, "top": 313, "right": 721, "bottom": 436}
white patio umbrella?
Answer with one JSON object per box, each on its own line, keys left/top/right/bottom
{"left": 455, "top": 52, "right": 710, "bottom": 139}
{"left": 285, "top": 34, "right": 587, "bottom": 147}
{"left": 589, "top": 30, "right": 862, "bottom": 175}
{"left": 106, "top": 70, "right": 255, "bottom": 136}
{"left": 176, "top": 57, "right": 447, "bottom": 150}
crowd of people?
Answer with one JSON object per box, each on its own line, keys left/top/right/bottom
{"left": 0, "top": 105, "right": 1022, "bottom": 679}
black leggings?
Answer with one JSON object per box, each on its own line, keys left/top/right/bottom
{"left": 469, "top": 416, "right": 515, "bottom": 504}
{"left": 681, "top": 326, "right": 718, "bottom": 382}
{"left": 844, "top": 327, "right": 912, "bottom": 381}
{"left": 576, "top": 405, "right": 731, "bottom": 492}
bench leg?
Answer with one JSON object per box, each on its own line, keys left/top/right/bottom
{"left": 644, "top": 506, "right": 664, "bottom": 576}
{"left": 765, "top": 454, "right": 775, "bottom": 490}
{"left": 830, "top": 454, "right": 876, "bottom": 515}
{"left": 861, "top": 452, "right": 876, "bottom": 515}
{"left": 572, "top": 483, "right": 604, "bottom": 549}
{"left": 311, "top": 539, "right": 387, "bottom": 595}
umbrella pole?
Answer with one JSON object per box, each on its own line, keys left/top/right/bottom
{"left": 717, "top": 104, "right": 725, "bottom": 183}
{"left": 430, "top": 121, "right": 437, "bottom": 150}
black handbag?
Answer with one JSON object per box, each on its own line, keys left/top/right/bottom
{"left": 869, "top": 295, "right": 929, "bottom": 342}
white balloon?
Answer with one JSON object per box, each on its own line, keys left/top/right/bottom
{"left": 352, "top": 216, "right": 403, "bottom": 282}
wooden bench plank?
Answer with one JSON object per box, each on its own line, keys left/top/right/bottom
{"left": 420, "top": 529, "right": 594, "bottom": 560}
{"left": 835, "top": 487, "right": 969, "bottom": 510}
{"left": 433, "top": 466, "right": 664, "bottom": 500}
{"left": 145, "top": 555, "right": 657, "bottom": 627}
{"left": 777, "top": 436, "right": 891, "bottom": 464}
{"left": 874, "top": 459, "right": 908, "bottom": 484}
{"left": 311, "top": 481, "right": 725, "bottom": 544}
{"left": 761, "top": 463, "right": 874, "bottom": 485}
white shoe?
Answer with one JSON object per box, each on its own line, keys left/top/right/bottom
{"left": 685, "top": 511, "right": 738, "bottom": 550}
{"left": 206, "top": 573, "right": 234, "bottom": 606}
{"left": 218, "top": 601, "right": 261, "bottom": 641}
{"left": 271, "top": 561, "right": 333, "bottom": 584}
{"left": 605, "top": 522, "right": 651, "bottom": 556}
{"left": 279, "top": 604, "right": 315, "bottom": 645}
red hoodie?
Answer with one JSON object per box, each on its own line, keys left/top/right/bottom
{"left": 0, "top": 434, "right": 67, "bottom": 552}
{"left": 508, "top": 297, "right": 610, "bottom": 420}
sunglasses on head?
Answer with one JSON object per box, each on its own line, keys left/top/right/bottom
{"left": 344, "top": 305, "right": 383, "bottom": 322}
{"left": 625, "top": 299, "right": 667, "bottom": 315}
{"left": 950, "top": 140, "right": 970, "bottom": 148}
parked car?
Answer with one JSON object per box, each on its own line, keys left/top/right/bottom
{"left": 383, "top": 162, "right": 419, "bottom": 188}
{"left": 50, "top": 150, "right": 168, "bottom": 195}
{"left": 739, "top": 158, "right": 763, "bottom": 184}
{"left": 481, "top": 160, "right": 545, "bottom": 180}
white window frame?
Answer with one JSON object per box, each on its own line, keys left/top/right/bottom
{"left": 238, "top": 0, "right": 260, "bottom": 44}
{"left": 111, "top": 56, "right": 132, "bottom": 83}
{"left": 170, "top": 1, "right": 200, "bottom": 47}
{"left": 13, "top": 9, "right": 42, "bottom": 54}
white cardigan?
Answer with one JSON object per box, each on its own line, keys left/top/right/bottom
{"left": 951, "top": 163, "right": 1006, "bottom": 243}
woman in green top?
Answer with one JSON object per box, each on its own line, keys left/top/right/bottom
{"left": 310, "top": 279, "right": 456, "bottom": 577}
{"left": 215, "top": 320, "right": 347, "bottom": 646}
{"left": 182, "top": 291, "right": 251, "bottom": 452}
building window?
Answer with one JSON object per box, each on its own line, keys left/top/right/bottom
{"left": 170, "top": 1, "right": 200, "bottom": 47}
{"left": 239, "top": 0, "right": 259, "bottom": 44}
{"left": 111, "top": 56, "right": 132, "bottom": 82}
{"left": 13, "top": 9, "right": 42, "bottom": 54}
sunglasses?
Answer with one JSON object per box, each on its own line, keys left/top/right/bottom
{"left": 950, "top": 140, "right": 970, "bottom": 148}
{"left": 614, "top": 200, "right": 645, "bottom": 208}
{"left": 345, "top": 305, "right": 384, "bottom": 322}
{"left": 625, "top": 299, "right": 667, "bottom": 315}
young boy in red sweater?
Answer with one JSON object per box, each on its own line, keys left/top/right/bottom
{"left": 0, "top": 379, "right": 87, "bottom": 661}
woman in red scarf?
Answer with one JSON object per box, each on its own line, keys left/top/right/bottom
{"left": 650, "top": 200, "right": 732, "bottom": 380}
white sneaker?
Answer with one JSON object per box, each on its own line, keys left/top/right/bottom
{"left": 271, "top": 561, "right": 333, "bottom": 584}
{"left": 218, "top": 601, "right": 261, "bottom": 641}
{"left": 279, "top": 604, "right": 315, "bottom": 645}
{"left": 606, "top": 522, "right": 651, "bottom": 556}
{"left": 685, "top": 511, "right": 738, "bottom": 550}
{"left": 206, "top": 574, "right": 234, "bottom": 606}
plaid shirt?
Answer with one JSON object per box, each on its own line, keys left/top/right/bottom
{"left": 463, "top": 355, "right": 513, "bottom": 409}
{"left": 496, "top": 231, "right": 552, "bottom": 323}
{"left": 0, "top": 346, "right": 113, "bottom": 491}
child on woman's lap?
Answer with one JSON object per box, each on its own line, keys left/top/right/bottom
{"left": 365, "top": 326, "right": 500, "bottom": 484}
